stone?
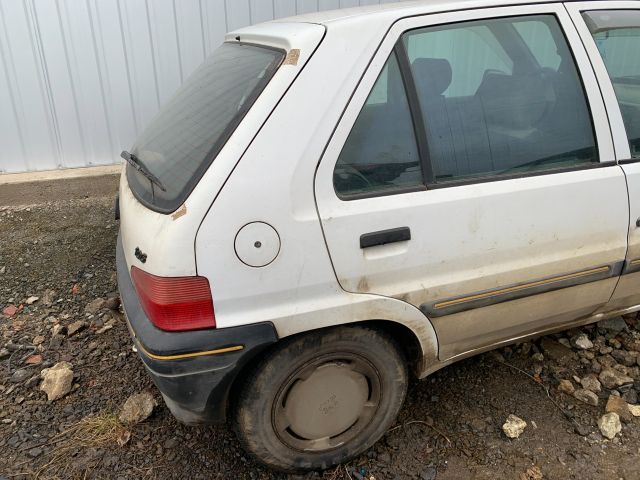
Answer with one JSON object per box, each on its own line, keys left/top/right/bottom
{"left": 2, "top": 305, "right": 18, "bottom": 317}
{"left": 119, "top": 392, "right": 157, "bottom": 426}
{"left": 96, "top": 318, "right": 116, "bottom": 334}
{"left": 105, "top": 297, "right": 120, "bottom": 311}
{"left": 66, "top": 321, "right": 87, "bottom": 337}
{"left": 629, "top": 404, "right": 640, "bottom": 417}
{"left": 49, "top": 334, "right": 64, "bottom": 350}
{"left": 598, "top": 355, "right": 617, "bottom": 368}
{"left": 612, "top": 350, "right": 637, "bottom": 367}
{"left": 85, "top": 298, "right": 106, "bottom": 315}
{"left": 573, "top": 389, "right": 599, "bottom": 406}
{"left": 558, "top": 379, "right": 575, "bottom": 395}
{"left": 10, "top": 369, "right": 30, "bottom": 383}
{"left": 606, "top": 395, "right": 632, "bottom": 423}
{"left": 540, "top": 338, "right": 576, "bottom": 365}
{"left": 571, "top": 333, "right": 593, "bottom": 350}
{"left": 623, "top": 388, "right": 638, "bottom": 405}
{"left": 32, "top": 335, "right": 45, "bottom": 346}
{"left": 591, "top": 360, "right": 602, "bottom": 374}
{"left": 0, "top": 348, "right": 9, "bottom": 359}
{"left": 622, "top": 337, "right": 640, "bottom": 352}
{"left": 25, "top": 296, "right": 39, "bottom": 305}
{"left": 599, "top": 368, "right": 634, "bottom": 390}
{"left": 574, "top": 423, "right": 591, "bottom": 436}
{"left": 41, "top": 289, "right": 57, "bottom": 306}
{"left": 502, "top": 414, "right": 527, "bottom": 439}
{"left": 598, "top": 412, "right": 622, "bottom": 439}
{"left": 598, "top": 317, "right": 627, "bottom": 334}
{"left": 52, "top": 324, "right": 66, "bottom": 336}
{"left": 580, "top": 374, "right": 602, "bottom": 393}
{"left": 421, "top": 467, "right": 437, "bottom": 480}
{"left": 40, "top": 362, "right": 73, "bottom": 401}
{"left": 531, "top": 353, "right": 544, "bottom": 362}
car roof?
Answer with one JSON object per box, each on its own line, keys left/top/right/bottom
{"left": 270, "top": 0, "right": 601, "bottom": 26}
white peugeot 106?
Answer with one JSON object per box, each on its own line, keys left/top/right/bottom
{"left": 117, "top": 0, "right": 640, "bottom": 471}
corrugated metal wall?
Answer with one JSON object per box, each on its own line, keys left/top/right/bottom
{"left": 0, "top": 0, "right": 398, "bottom": 174}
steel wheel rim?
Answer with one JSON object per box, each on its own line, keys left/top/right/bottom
{"left": 272, "top": 352, "right": 381, "bottom": 452}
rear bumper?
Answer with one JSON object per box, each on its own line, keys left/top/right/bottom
{"left": 116, "top": 233, "right": 278, "bottom": 424}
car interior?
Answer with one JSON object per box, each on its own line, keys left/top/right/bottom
{"left": 334, "top": 15, "right": 599, "bottom": 196}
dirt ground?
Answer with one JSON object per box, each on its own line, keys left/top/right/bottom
{"left": 1, "top": 179, "right": 640, "bottom": 480}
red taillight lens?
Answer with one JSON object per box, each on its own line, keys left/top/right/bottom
{"left": 130, "top": 266, "right": 215, "bottom": 331}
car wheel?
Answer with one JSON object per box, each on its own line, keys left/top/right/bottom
{"left": 233, "top": 325, "right": 408, "bottom": 472}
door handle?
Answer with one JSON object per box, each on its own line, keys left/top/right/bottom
{"left": 360, "top": 227, "right": 411, "bottom": 249}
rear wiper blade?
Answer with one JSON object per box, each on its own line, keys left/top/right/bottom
{"left": 121, "top": 150, "right": 166, "bottom": 192}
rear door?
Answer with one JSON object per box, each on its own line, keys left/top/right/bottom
{"left": 568, "top": 2, "right": 640, "bottom": 313}
{"left": 315, "top": 4, "right": 629, "bottom": 361}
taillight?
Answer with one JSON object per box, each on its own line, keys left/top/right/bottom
{"left": 130, "top": 266, "right": 215, "bottom": 331}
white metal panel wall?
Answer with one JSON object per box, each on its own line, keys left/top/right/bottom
{"left": 0, "top": 0, "right": 398, "bottom": 174}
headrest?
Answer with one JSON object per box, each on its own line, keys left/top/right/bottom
{"left": 411, "top": 58, "right": 452, "bottom": 97}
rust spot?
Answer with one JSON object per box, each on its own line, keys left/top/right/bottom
{"left": 357, "top": 277, "right": 369, "bottom": 292}
{"left": 171, "top": 204, "right": 187, "bottom": 220}
{"left": 283, "top": 49, "right": 300, "bottom": 66}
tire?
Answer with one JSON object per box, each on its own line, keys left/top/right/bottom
{"left": 233, "top": 325, "right": 408, "bottom": 472}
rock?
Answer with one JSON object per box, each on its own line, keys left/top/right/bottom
{"left": 32, "top": 335, "right": 45, "bottom": 346}
{"left": 2, "top": 305, "right": 18, "bottom": 317}
{"left": 558, "top": 379, "right": 575, "bottom": 395}
{"left": 25, "top": 354, "right": 43, "bottom": 365}
{"left": 25, "top": 296, "right": 39, "bottom": 305}
{"left": 52, "top": 324, "right": 66, "bottom": 336}
{"left": 519, "top": 466, "right": 543, "bottom": 480}
{"left": 598, "top": 355, "right": 617, "bottom": 368}
{"left": 629, "top": 404, "right": 640, "bottom": 417}
{"left": 421, "top": 467, "right": 437, "bottom": 480}
{"left": 119, "top": 392, "right": 157, "bottom": 425}
{"left": 10, "top": 369, "right": 30, "bottom": 383}
{"left": 612, "top": 350, "right": 637, "bottom": 367}
{"left": 49, "top": 334, "right": 64, "bottom": 350}
{"left": 598, "top": 412, "right": 622, "bottom": 439}
{"left": 623, "top": 388, "right": 638, "bottom": 405}
{"left": 41, "top": 289, "right": 57, "bottom": 306}
{"left": 96, "top": 318, "right": 116, "bottom": 334}
{"left": 540, "top": 338, "right": 576, "bottom": 365}
{"left": 66, "top": 320, "right": 87, "bottom": 337}
{"left": 163, "top": 438, "right": 178, "bottom": 449}
{"left": 40, "top": 362, "right": 74, "bottom": 401}
{"left": 606, "top": 395, "right": 632, "bottom": 423}
{"left": 574, "top": 423, "right": 591, "bottom": 436}
{"left": 598, "top": 317, "right": 627, "bottom": 334}
{"left": 0, "top": 348, "right": 9, "bottom": 359}
{"left": 502, "top": 414, "right": 527, "bottom": 439}
{"left": 580, "top": 374, "right": 602, "bottom": 393}
{"left": 558, "top": 337, "right": 572, "bottom": 348}
{"left": 85, "top": 298, "right": 106, "bottom": 315}
{"left": 622, "top": 337, "right": 640, "bottom": 352}
{"left": 531, "top": 353, "right": 544, "bottom": 362}
{"left": 571, "top": 333, "right": 593, "bottom": 350}
{"left": 591, "top": 360, "right": 602, "bottom": 374}
{"left": 105, "top": 297, "right": 120, "bottom": 311}
{"left": 599, "top": 368, "right": 634, "bottom": 390}
{"left": 573, "top": 389, "right": 599, "bottom": 406}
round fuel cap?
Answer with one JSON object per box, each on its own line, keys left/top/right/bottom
{"left": 234, "top": 222, "right": 281, "bottom": 267}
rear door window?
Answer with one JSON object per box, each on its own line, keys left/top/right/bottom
{"left": 583, "top": 10, "right": 640, "bottom": 158}
{"left": 127, "top": 43, "right": 284, "bottom": 212}
{"left": 403, "top": 15, "right": 598, "bottom": 184}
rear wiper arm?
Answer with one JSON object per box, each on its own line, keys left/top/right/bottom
{"left": 121, "top": 150, "right": 166, "bottom": 192}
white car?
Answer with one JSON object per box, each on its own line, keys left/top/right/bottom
{"left": 117, "top": 0, "right": 640, "bottom": 471}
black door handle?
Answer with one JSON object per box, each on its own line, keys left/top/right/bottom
{"left": 360, "top": 227, "right": 411, "bottom": 249}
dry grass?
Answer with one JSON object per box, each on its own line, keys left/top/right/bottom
{"left": 13, "top": 407, "right": 135, "bottom": 480}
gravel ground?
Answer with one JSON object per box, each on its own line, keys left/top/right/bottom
{"left": 2, "top": 190, "right": 640, "bottom": 479}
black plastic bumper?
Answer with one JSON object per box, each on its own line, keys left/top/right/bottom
{"left": 116, "top": 233, "right": 278, "bottom": 424}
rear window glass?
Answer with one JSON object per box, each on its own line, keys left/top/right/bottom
{"left": 127, "top": 43, "right": 284, "bottom": 212}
